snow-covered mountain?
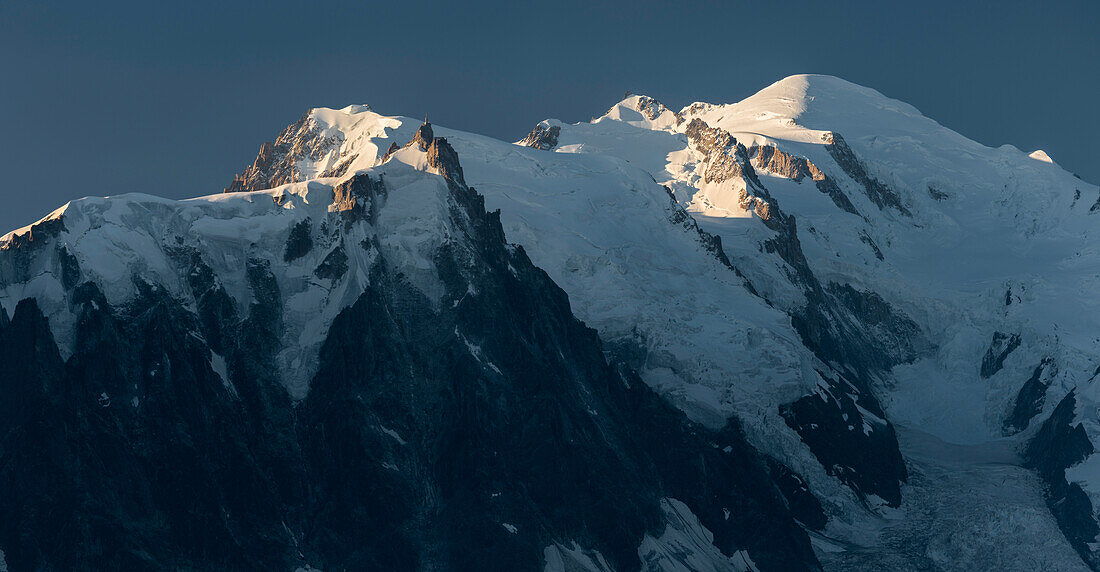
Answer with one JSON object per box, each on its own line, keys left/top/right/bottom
{"left": 1, "top": 74, "right": 1097, "bottom": 571}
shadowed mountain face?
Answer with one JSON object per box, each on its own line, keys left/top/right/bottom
{"left": 0, "top": 136, "right": 817, "bottom": 571}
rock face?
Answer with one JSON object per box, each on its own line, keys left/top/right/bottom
{"left": 1026, "top": 392, "right": 1098, "bottom": 569}
{"left": 1004, "top": 358, "right": 1055, "bottom": 435}
{"left": 331, "top": 172, "right": 386, "bottom": 223}
{"left": 519, "top": 123, "right": 561, "bottom": 150}
{"left": 0, "top": 138, "right": 819, "bottom": 571}
{"left": 749, "top": 144, "right": 859, "bottom": 216}
{"left": 283, "top": 218, "right": 314, "bottom": 261}
{"left": 821, "top": 132, "right": 911, "bottom": 216}
{"left": 225, "top": 111, "right": 351, "bottom": 193}
{"left": 633, "top": 95, "right": 683, "bottom": 124}
{"left": 981, "top": 331, "right": 1022, "bottom": 378}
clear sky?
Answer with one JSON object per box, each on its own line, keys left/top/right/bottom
{"left": 1, "top": 0, "right": 1096, "bottom": 233}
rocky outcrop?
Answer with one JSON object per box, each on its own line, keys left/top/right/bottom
{"left": 0, "top": 214, "right": 66, "bottom": 252}
{"left": 519, "top": 123, "right": 561, "bottom": 150}
{"left": 226, "top": 141, "right": 276, "bottom": 193}
{"left": 684, "top": 119, "right": 754, "bottom": 186}
{"left": 1003, "top": 358, "right": 1055, "bottom": 435}
{"left": 409, "top": 121, "right": 434, "bottom": 151}
{"left": 313, "top": 245, "right": 349, "bottom": 280}
{"left": 331, "top": 173, "right": 387, "bottom": 224}
{"left": 381, "top": 141, "right": 400, "bottom": 163}
{"left": 56, "top": 244, "right": 81, "bottom": 289}
{"left": 169, "top": 246, "right": 238, "bottom": 355}
{"left": 633, "top": 95, "right": 683, "bottom": 125}
{"left": 683, "top": 119, "right": 778, "bottom": 224}
{"left": 1025, "top": 391, "right": 1099, "bottom": 570}
{"left": 0, "top": 215, "right": 71, "bottom": 287}
{"left": 780, "top": 370, "right": 908, "bottom": 507}
{"left": 751, "top": 145, "right": 819, "bottom": 183}
{"left": 826, "top": 283, "right": 928, "bottom": 367}
{"left": 425, "top": 135, "right": 466, "bottom": 187}
{"left": 822, "top": 132, "right": 911, "bottom": 216}
{"left": 749, "top": 144, "right": 860, "bottom": 216}
{"left": 980, "top": 331, "right": 1021, "bottom": 378}
{"left": 225, "top": 111, "right": 344, "bottom": 193}
{"left": 765, "top": 458, "right": 827, "bottom": 531}
{"left": 858, "top": 230, "right": 885, "bottom": 260}
{"left": 283, "top": 218, "right": 314, "bottom": 262}
{"left": 663, "top": 186, "right": 759, "bottom": 296}
{"left": 927, "top": 185, "right": 950, "bottom": 201}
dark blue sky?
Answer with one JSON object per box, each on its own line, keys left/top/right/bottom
{"left": 2, "top": 0, "right": 1097, "bottom": 233}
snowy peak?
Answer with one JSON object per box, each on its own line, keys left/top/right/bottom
{"left": 225, "top": 105, "right": 403, "bottom": 194}
{"left": 1029, "top": 149, "right": 1056, "bottom": 165}
{"left": 0, "top": 124, "right": 489, "bottom": 401}
{"left": 598, "top": 93, "right": 683, "bottom": 130}
{"left": 679, "top": 74, "right": 923, "bottom": 140}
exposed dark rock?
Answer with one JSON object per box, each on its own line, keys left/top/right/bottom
{"left": 283, "top": 218, "right": 314, "bottom": 262}
{"left": 320, "top": 153, "right": 359, "bottom": 178}
{"left": 813, "top": 177, "right": 862, "bottom": 216}
{"left": 0, "top": 215, "right": 66, "bottom": 252}
{"left": 684, "top": 119, "right": 754, "bottom": 187}
{"left": 426, "top": 136, "right": 467, "bottom": 187}
{"left": 410, "top": 121, "right": 434, "bottom": 151}
{"left": 225, "top": 111, "right": 343, "bottom": 193}
{"left": 171, "top": 247, "right": 239, "bottom": 355}
{"left": 826, "top": 283, "right": 927, "bottom": 366}
{"left": 0, "top": 282, "right": 302, "bottom": 571}
{"left": 663, "top": 186, "right": 759, "bottom": 296}
{"left": 751, "top": 145, "right": 817, "bottom": 183}
{"left": 749, "top": 144, "right": 860, "bottom": 216}
{"left": 980, "top": 331, "right": 1021, "bottom": 378}
{"left": 519, "top": 123, "right": 561, "bottom": 150}
{"left": 765, "top": 457, "right": 827, "bottom": 530}
{"left": 1003, "top": 358, "right": 1054, "bottom": 435}
{"left": 227, "top": 142, "right": 277, "bottom": 193}
{"left": 0, "top": 218, "right": 69, "bottom": 285}
{"left": 927, "top": 185, "right": 950, "bottom": 201}
{"left": 245, "top": 257, "right": 282, "bottom": 337}
{"left": 56, "top": 244, "right": 81, "bottom": 289}
{"left": 313, "top": 245, "right": 348, "bottom": 280}
{"left": 0, "top": 298, "right": 65, "bottom": 440}
{"left": 1091, "top": 191, "right": 1100, "bottom": 213}
{"left": 859, "top": 231, "right": 885, "bottom": 260}
{"left": 332, "top": 173, "right": 387, "bottom": 224}
{"left": 1025, "top": 391, "right": 1099, "bottom": 569}
{"left": 381, "top": 141, "right": 400, "bottom": 162}
{"left": 632, "top": 95, "right": 683, "bottom": 124}
{"left": 822, "top": 132, "right": 911, "bottom": 216}
{"left": 780, "top": 370, "right": 907, "bottom": 507}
